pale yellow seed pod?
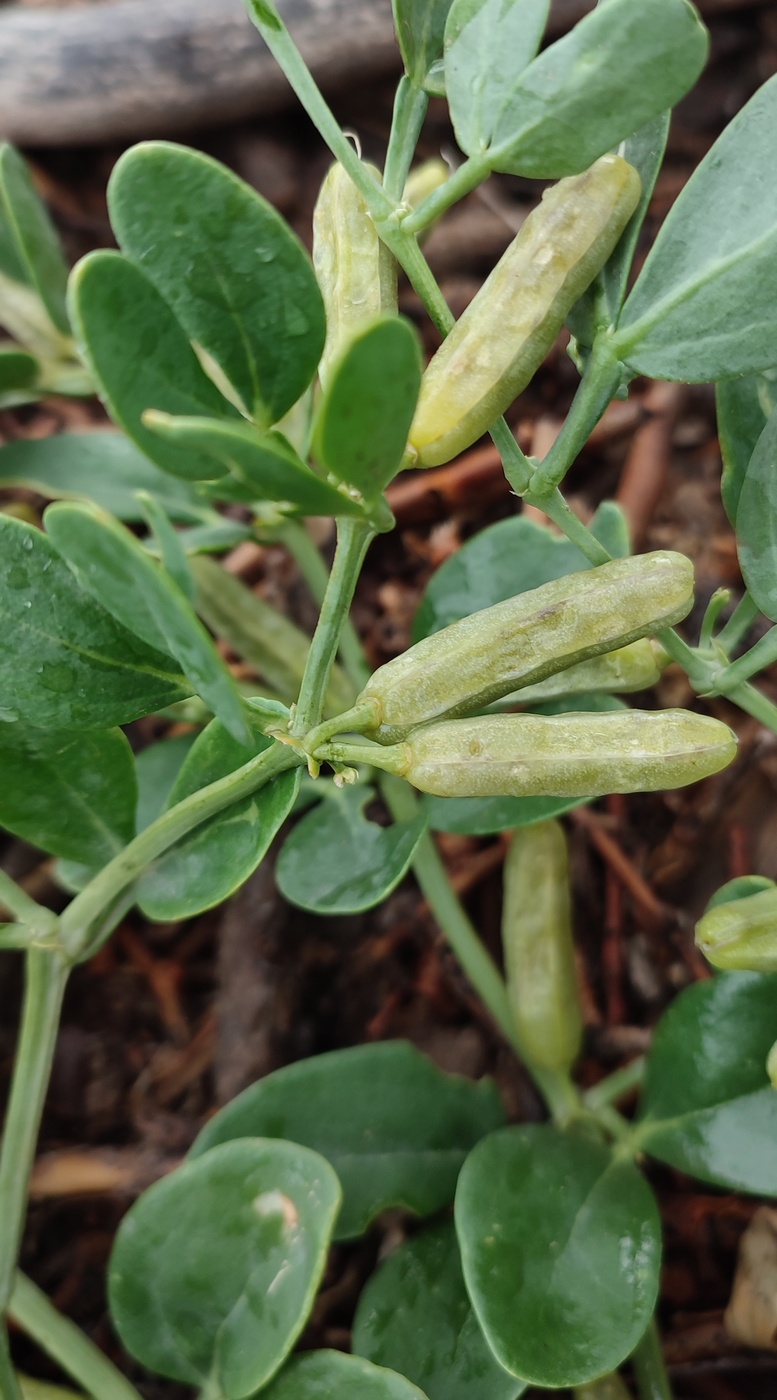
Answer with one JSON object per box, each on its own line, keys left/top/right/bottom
{"left": 408, "top": 153, "right": 642, "bottom": 467}
{"left": 502, "top": 820, "right": 583, "bottom": 1074}
{"left": 313, "top": 162, "right": 398, "bottom": 388}
{"left": 491, "top": 637, "right": 661, "bottom": 710}
{"left": 767, "top": 1039, "right": 777, "bottom": 1090}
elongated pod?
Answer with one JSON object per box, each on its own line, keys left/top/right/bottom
{"left": 408, "top": 154, "right": 641, "bottom": 467}
{"left": 313, "top": 161, "right": 397, "bottom": 387}
{"left": 696, "top": 887, "right": 777, "bottom": 971}
{"left": 502, "top": 820, "right": 583, "bottom": 1074}
{"left": 352, "top": 551, "right": 693, "bottom": 745}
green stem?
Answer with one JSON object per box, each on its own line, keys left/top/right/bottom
{"left": 401, "top": 155, "right": 490, "bottom": 235}
{"left": 0, "top": 872, "right": 58, "bottom": 939}
{"left": 0, "top": 1329, "right": 22, "bottom": 1400}
{"left": 385, "top": 227, "right": 454, "bottom": 335}
{"left": 585, "top": 1056, "right": 646, "bottom": 1111}
{"left": 713, "top": 625, "right": 777, "bottom": 693}
{"left": 383, "top": 77, "right": 429, "bottom": 200}
{"left": 716, "top": 590, "right": 760, "bottom": 654}
{"left": 0, "top": 951, "right": 69, "bottom": 1314}
{"left": 631, "top": 1319, "right": 674, "bottom": 1400}
{"left": 278, "top": 521, "right": 369, "bottom": 688}
{"left": 726, "top": 680, "right": 777, "bottom": 735}
{"left": 529, "top": 343, "right": 624, "bottom": 499}
{"left": 699, "top": 588, "right": 731, "bottom": 651}
{"left": 489, "top": 417, "right": 535, "bottom": 495}
{"left": 532, "top": 488, "right": 612, "bottom": 565}
{"left": 290, "top": 518, "right": 374, "bottom": 735}
{"left": 59, "top": 743, "right": 302, "bottom": 961}
{"left": 10, "top": 1272, "right": 143, "bottom": 1400}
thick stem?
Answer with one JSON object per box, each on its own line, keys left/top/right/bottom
{"left": 716, "top": 590, "right": 760, "bottom": 654}
{"left": 0, "top": 872, "right": 58, "bottom": 938}
{"left": 631, "top": 1319, "right": 674, "bottom": 1400}
{"left": 401, "top": 155, "right": 490, "bottom": 234}
{"left": 10, "top": 1272, "right": 143, "bottom": 1400}
{"left": 290, "top": 518, "right": 374, "bottom": 736}
{"left": 529, "top": 344, "right": 624, "bottom": 499}
{"left": 534, "top": 488, "right": 613, "bottom": 565}
{"left": 0, "top": 951, "right": 69, "bottom": 1313}
{"left": 278, "top": 521, "right": 369, "bottom": 688}
{"left": 726, "top": 680, "right": 777, "bottom": 735}
{"left": 383, "top": 77, "right": 429, "bottom": 200}
{"left": 713, "top": 625, "right": 777, "bottom": 693}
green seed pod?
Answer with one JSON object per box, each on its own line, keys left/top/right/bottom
{"left": 696, "top": 887, "right": 777, "bottom": 971}
{"left": 408, "top": 153, "right": 642, "bottom": 467}
{"left": 388, "top": 710, "right": 737, "bottom": 798}
{"left": 490, "top": 637, "right": 662, "bottom": 710}
{"left": 355, "top": 551, "right": 694, "bottom": 745}
{"left": 313, "top": 162, "right": 398, "bottom": 388}
{"left": 502, "top": 820, "right": 583, "bottom": 1074}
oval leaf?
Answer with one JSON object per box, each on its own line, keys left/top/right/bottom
{"left": 0, "top": 431, "right": 210, "bottom": 522}
{"left": 145, "top": 413, "right": 362, "bottom": 518}
{"left": 190, "top": 1041, "right": 506, "bottom": 1240}
{"left": 313, "top": 317, "right": 422, "bottom": 499}
{"left": 734, "top": 405, "right": 777, "bottom": 620}
{"left": 276, "top": 783, "right": 426, "bottom": 914}
{"left": 478, "top": 0, "right": 707, "bottom": 178}
{"left": 0, "top": 143, "right": 69, "bottom": 334}
{"left": 264, "top": 1350, "right": 429, "bottom": 1400}
{"left": 45, "top": 501, "right": 251, "bottom": 746}
{"left": 135, "top": 734, "right": 197, "bottom": 832}
{"left": 0, "top": 724, "right": 136, "bottom": 865}
{"left": 392, "top": 0, "right": 453, "bottom": 85}
{"left": 635, "top": 971, "right": 777, "bottom": 1193}
{"left": 353, "top": 1220, "right": 525, "bottom": 1400}
{"left": 456, "top": 1125, "right": 661, "bottom": 1387}
{"left": 68, "top": 250, "right": 240, "bottom": 479}
{"left": 109, "top": 141, "right": 325, "bottom": 425}
{"left": 137, "top": 706, "right": 300, "bottom": 921}
{"left": 0, "top": 515, "right": 189, "bottom": 729}
{"left": 444, "top": 0, "right": 549, "bottom": 160}
{"left": 615, "top": 75, "right": 777, "bottom": 381}
{"left": 717, "top": 376, "right": 769, "bottom": 527}
{"left": 108, "top": 1138, "right": 341, "bottom": 1398}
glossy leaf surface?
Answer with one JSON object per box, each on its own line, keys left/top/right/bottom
{"left": 354, "top": 1220, "right": 525, "bottom": 1400}
{"left": 137, "top": 706, "right": 300, "bottom": 921}
{"left": 0, "top": 515, "right": 189, "bottom": 728}
{"left": 68, "top": 251, "right": 239, "bottom": 479}
{"left": 0, "top": 431, "right": 209, "bottom": 522}
{"left": 313, "top": 317, "right": 422, "bottom": 498}
{"left": 717, "top": 376, "right": 769, "bottom": 526}
{"left": 734, "top": 406, "right": 777, "bottom": 620}
{"left": 704, "top": 875, "right": 776, "bottom": 913}
{"left": 636, "top": 971, "right": 777, "bottom": 1193}
{"left": 468, "top": 0, "right": 707, "bottom": 178}
{"left": 45, "top": 501, "right": 251, "bottom": 746}
{"left": 0, "top": 724, "right": 136, "bottom": 865}
{"left": 265, "top": 1351, "right": 428, "bottom": 1400}
{"left": 190, "top": 1041, "right": 505, "bottom": 1240}
{"left": 445, "top": 0, "right": 549, "bottom": 159}
{"left": 615, "top": 76, "right": 777, "bottom": 380}
{"left": 392, "top": 0, "right": 453, "bottom": 84}
{"left": 456, "top": 1126, "right": 661, "bottom": 1387}
{"left": 145, "top": 413, "right": 361, "bottom": 517}
{"left": 276, "top": 783, "right": 426, "bottom": 914}
{"left": 0, "top": 143, "right": 69, "bottom": 332}
{"left": 109, "top": 141, "right": 325, "bottom": 425}
{"left": 109, "top": 1138, "right": 340, "bottom": 1397}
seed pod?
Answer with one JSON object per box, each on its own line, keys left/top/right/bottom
{"left": 313, "top": 162, "right": 397, "bottom": 388}
{"left": 696, "top": 886, "right": 777, "bottom": 971}
{"left": 490, "top": 637, "right": 662, "bottom": 710}
{"left": 408, "top": 153, "right": 641, "bottom": 467}
{"left": 767, "top": 1040, "right": 777, "bottom": 1090}
{"left": 355, "top": 551, "right": 694, "bottom": 745}
{"left": 502, "top": 820, "right": 583, "bottom": 1074}
{"left": 388, "top": 710, "right": 737, "bottom": 798}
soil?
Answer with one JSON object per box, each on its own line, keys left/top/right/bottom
{"left": 3, "top": 4, "right": 777, "bottom": 1397}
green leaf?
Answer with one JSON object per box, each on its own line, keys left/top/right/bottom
{"left": 0, "top": 515, "right": 189, "bottom": 728}
{"left": 0, "top": 346, "right": 38, "bottom": 392}
{"left": 145, "top": 413, "right": 362, "bottom": 518}
{"left": 0, "top": 724, "right": 136, "bottom": 865}
{"left": 0, "top": 144, "right": 69, "bottom": 334}
{"left": 264, "top": 1351, "right": 429, "bottom": 1400}
{"left": 393, "top": 0, "right": 454, "bottom": 85}
{"left": 135, "top": 734, "right": 197, "bottom": 831}
{"left": 615, "top": 75, "right": 777, "bottom": 381}
{"left": 353, "top": 1220, "right": 525, "bottom": 1400}
{"left": 136, "top": 491, "right": 195, "bottom": 601}
{"left": 136, "top": 705, "right": 300, "bottom": 921}
{"left": 456, "top": 1125, "right": 661, "bottom": 1387}
{"left": 470, "top": 0, "right": 707, "bottom": 179}
{"left": 190, "top": 555, "right": 355, "bottom": 715}
{"left": 189, "top": 1041, "right": 506, "bottom": 1240}
{"left": 45, "top": 501, "right": 251, "bottom": 746}
{"left": 0, "top": 431, "right": 211, "bottom": 522}
{"left": 108, "top": 1138, "right": 340, "bottom": 1397}
{"left": 717, "top": 377, "right": 769, "bottom": 526}
{"left": 313, "top": 318, "right": 422, "bottom": 498}
{"left": 109, "top": 141, "right": 325, "bottom": 426}
{"left": 412, "top": 507, "right": 628, "bottom": 640}
{"left": 68, "top": 251, "right": 240, "bottom": 480}
{"left": 276, "top": 783, "right": 426, "bottom": 914}
{"left": 444, "top": 0, "right": 549, "bottom": 160}
{"left": 735, "top": 406, "right": 777, "bottom": 620}
{"left": 635, "top": 971, "right": 777, "bottom": 1193}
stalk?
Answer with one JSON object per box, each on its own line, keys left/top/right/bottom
{"left": 10, "top": 1272, "right": 144, "bottom": 1400}
{"left": 631, "top": 1319, "right": 674, "bottom": 1400}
